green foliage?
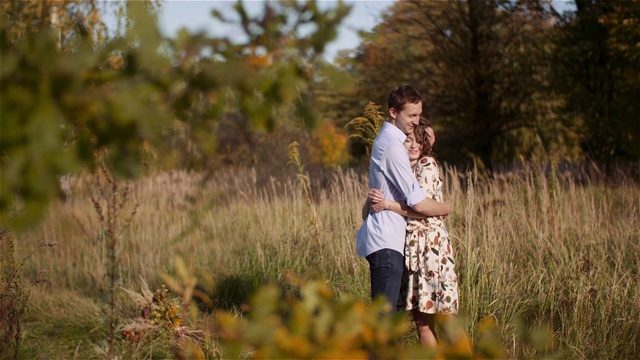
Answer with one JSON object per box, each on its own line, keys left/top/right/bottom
{"left": 306, "top": 59, "right": 362, "bottom": 129}
{"left": 216, "top": 277, "right": 414, "bottom": 359}
{"left": 0, "top": 2, "right": 169, "bottom": 228}
{"left": 0, "top": 0, "right": 350, "bottom": 229}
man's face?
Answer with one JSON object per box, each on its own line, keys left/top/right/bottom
{"left": 390, "top": 101, "right": 422, "bottom": 135}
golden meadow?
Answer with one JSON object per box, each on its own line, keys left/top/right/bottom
{"left": 11, "top": 162, "right": 640, "bottom": 359}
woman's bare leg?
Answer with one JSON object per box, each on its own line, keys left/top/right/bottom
{"left": 412, "top": 309, "right": 438, "bottom": 348}
{"left": 436, "top": 314, "right": 473, "bottom": 354}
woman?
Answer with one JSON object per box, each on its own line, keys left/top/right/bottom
{"left": 364, "top": 119, "right": 463, "bottom": 349}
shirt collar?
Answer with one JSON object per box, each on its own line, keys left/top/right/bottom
{"left": 382, "top": 121, "right": 407, "bottom": 143}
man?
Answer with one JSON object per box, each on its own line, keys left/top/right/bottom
{"left": 356, "top": 85, "right": 451, "bottom": 311}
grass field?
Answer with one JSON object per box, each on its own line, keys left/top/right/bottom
{"left": 7, "top": 163, "right": 640, "bottom": 359}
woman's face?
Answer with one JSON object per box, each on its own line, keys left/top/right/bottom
{"left": 404, "top": 132, "right": 422, "bottom": 162}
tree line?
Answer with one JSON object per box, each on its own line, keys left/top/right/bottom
{"left": 324, "top": 0, "right": 639, "bottom": 172}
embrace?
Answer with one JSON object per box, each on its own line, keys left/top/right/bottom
{"left": 356, "top": 85, "right": 468, "bottom": 349}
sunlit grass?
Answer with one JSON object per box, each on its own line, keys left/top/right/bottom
{"left": 14, "top": 164, "right": 640, "bottom": 359}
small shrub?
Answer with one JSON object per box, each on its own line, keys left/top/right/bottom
{"left": 121, "top": 282, "right": 183, "bottom": 343}
{"left": 0, "top": 229, "right": 57, "bottom": 359}
{"left": 0, "top": 229, "right": 27, "bottom": 359}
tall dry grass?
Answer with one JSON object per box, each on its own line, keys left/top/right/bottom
{"left": 14, "top": 163, "right": 640, "bottom": 359}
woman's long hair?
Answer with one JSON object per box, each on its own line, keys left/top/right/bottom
{"left": 414, "top": 117, "right": 436, "bottom": 160}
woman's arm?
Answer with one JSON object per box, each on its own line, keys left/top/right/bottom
{"left": 387, "top": 200, "right": 429, "bottom": 219}
{"left": 412, "top": 198, "right": 450, "bottom": 217}
{"left": 406, "top": 159, "right": 450, "bottom": 217}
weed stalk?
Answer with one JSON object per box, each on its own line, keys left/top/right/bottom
{"left": 287, "top": 141, "right": 321, "bottom": 250}
{"left": 89, "top": 163, "right": 138, "bottom": 359}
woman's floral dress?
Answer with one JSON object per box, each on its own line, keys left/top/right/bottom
{"left": 399, "top": 156, "right": 459, "bottom": 314}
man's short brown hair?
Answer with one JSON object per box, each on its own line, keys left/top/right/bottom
{"left": 388, "top": 85, "right": 422, "bottom": 113}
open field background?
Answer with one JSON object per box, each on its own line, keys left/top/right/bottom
{"left": 9, "top": 163, "right": 639, "bottom": 359}
{"left": 3, "top": 1, "right": 640, "bottom": 358}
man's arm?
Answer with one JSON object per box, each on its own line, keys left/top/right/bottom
{"left": 369, "top": 188, "right": 426, "bottom": 219}
{"left": 383, "top": 142, "right": 451, "bottom": 216}
{"left": 370, "top": 188, "right": 448, "bottom": 218}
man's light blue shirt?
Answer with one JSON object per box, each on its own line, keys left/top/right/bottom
{"left": 356, "top": 122, "right": 427, "bottom": 257}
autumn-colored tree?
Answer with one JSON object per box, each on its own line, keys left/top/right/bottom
{"left": 347, "top": 1, "right": 565, "bottom": 171}
{"left": 310, "top": 122, "right": 349, "bottom": 168}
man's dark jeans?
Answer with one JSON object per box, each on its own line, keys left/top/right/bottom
{"left": 366, "top": 248, "right": 404, "bottom": 313}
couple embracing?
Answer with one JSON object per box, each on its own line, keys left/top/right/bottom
{"left": 356, "top": 85, "right": 467, "bottom": 349}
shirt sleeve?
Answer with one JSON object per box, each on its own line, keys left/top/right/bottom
{"left": 382, "top": 143, "right": 426, "bottom": 207}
